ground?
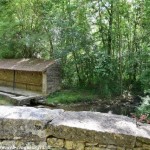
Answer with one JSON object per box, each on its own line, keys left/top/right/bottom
{"left": 0, "top": 89, "right": 149, "bottom": 123}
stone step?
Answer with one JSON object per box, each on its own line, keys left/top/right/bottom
{"left": 0, "top": 91, "right": 44, "bottom": 106}
{"left": 11, "top": 96, "right": 32, "bottom": 105}
{"left": 0, "top": 91, "right": 18, "bottom": 98}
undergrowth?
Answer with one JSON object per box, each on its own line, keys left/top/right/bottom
{"left": 0, "top": 96, "right": 13, "bottom": 105}
{"left": 131, "top": 96, "right": 150, "bottom": 124}
{"left": 47, "top": 89, "right": 98, "bottom": 104}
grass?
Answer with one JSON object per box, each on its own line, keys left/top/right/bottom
{"left": 0, "top": 96, "right": 13, "bottom": 105}
{"left": 47, "top": 89, "right": 98, "bottom": 104}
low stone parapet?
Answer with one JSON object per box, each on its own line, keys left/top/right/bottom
{"left": 0, "top": 106, "right": 149, "bottom": 150}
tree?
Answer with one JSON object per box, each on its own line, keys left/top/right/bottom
{"left": 0, "top": 0, "right": 149, "bottom": 97}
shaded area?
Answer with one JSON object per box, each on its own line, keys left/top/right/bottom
{"left": 0, "top": 86, "right": 43, "bottom": 106}
{"left": 44, "top": 90, "right": 143, "bottom": 116}
{"left": 0, "top": 86, "right": 42, "bottom": 97}
{"left": 37, "top": 96, "right": 142, "bottom": 117}
{"left": 0, "top": 89, "right": 143, "bottom": 118}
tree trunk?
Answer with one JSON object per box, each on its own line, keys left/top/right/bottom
{"left": 107, "top": 1, "right": 113, "bottom": 56}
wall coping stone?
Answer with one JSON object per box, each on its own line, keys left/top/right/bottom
{"left": 0, "top": 106, "right": 149, "bottom": 148}
{"left": 50, "top": 110, "right": 150, "bottom": 137}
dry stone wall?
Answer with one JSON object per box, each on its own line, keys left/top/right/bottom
{"left": 0, "top": 106, "right": 149, "bottom": 150}
{"left": 46, "top": 62, "right": 61, "bottom": 94}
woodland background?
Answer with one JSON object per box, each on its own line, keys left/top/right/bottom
{"left": 0, "top": 0, "right": 149, "bottom": 98}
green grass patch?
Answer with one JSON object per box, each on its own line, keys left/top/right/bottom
{"left": 47, "top": 89, "right": 98, "bottom": 104}
{"left": 0, "top": 96, "right": 13, "bottom": 105}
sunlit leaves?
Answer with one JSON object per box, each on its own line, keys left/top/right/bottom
{"left": 0, "top": 0, "right": 149, "bottom": 96}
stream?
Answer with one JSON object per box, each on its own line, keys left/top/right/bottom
{"left": 34, "top": 95, "right": 142, "bottom": 117}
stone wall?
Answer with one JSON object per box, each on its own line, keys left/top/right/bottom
{"left": 0, "top": 106, "right": 150, "bottom": 150}
{"left": 46, "top": 61, "right": 61, "bottom": 94}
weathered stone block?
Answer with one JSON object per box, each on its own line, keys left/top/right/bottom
{"left": 85, "top": 147, "right": 106, "bottom": 150}
{"left": 143, "top": 144, "right": 150, "bottom": 150}
{"left": 0, "top": 140, "right": 48, "bottom": 150}
{"left": 135, "top": 140, "right": 143, "bottom": 147}
{"left": 73, "top": 142, "right": 85, "bottom": 150}
{"left": 0, "top": 106, "right": 64, "bottom": 142}
{"left": 133, "top": 148, "right": 143, "bottom": 150}
{"left": 98, "top": 144, "right": 107, "bottom": 148}
{"left": 47, "top": 138, "right": 64, "bottom": 148}
{"left": 137, "top": 137, "right": 150, "bottom": 145}
{"left": 117, "top": 147, "right": 125, "bottom": 150}
{"left": 48, "top": 111, "right": 150, "bottom": 148}
{"left": 86, "top": 143, "right": 98, "bottom": 146}
{"left": 107, "top": 145, "right": 117, "bottom": 149}
{"left": 65, "top": 140, "right": 74, "bottom": 149}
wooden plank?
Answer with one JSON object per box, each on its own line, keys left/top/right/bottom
{"left": 13, "top": 70, "right": 16, "bottom": 90}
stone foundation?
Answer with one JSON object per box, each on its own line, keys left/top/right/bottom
{"left": 0, "top": 106, "right": 149, "bottom": 150}
{"left": 46, "top": 138, "right": 150, "bottom": 150}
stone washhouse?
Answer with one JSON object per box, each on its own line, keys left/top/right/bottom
{"left": 0, "top": 59, "right": 61, "bottom": 95}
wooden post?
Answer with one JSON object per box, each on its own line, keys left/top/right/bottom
{"left": 42, "top": 72, "right": 47, "bottom": 95}
{"left": 13, "top": 70, "right": 16, "bottom": 90}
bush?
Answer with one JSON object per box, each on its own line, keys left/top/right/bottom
{"left": 140, "top": 69, "right": 150, "bottom": 93}
{"left": 132, "top": 96, "right": 150, "bottom": 124}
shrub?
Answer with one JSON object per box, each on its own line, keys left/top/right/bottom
{"left": 131, "top": 96, "right": 150, "bottom": 124}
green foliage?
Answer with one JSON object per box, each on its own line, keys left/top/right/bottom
{"left": 47, "top": 89, "right": 98, "bottom": 104}
{"left": 0, "top": 96, "right": 13, "bottom": 105}
{"left": 135, "top": 96, "right": 150, "bottom": 122}
{"left": 94, "top": 52, "right": 121, "bottom": 97}
{"left": 139, "top": 67, "right": 150, "bottom": 92}
{"left": 0, "top": 0, "right": 149, "bottom": 98}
